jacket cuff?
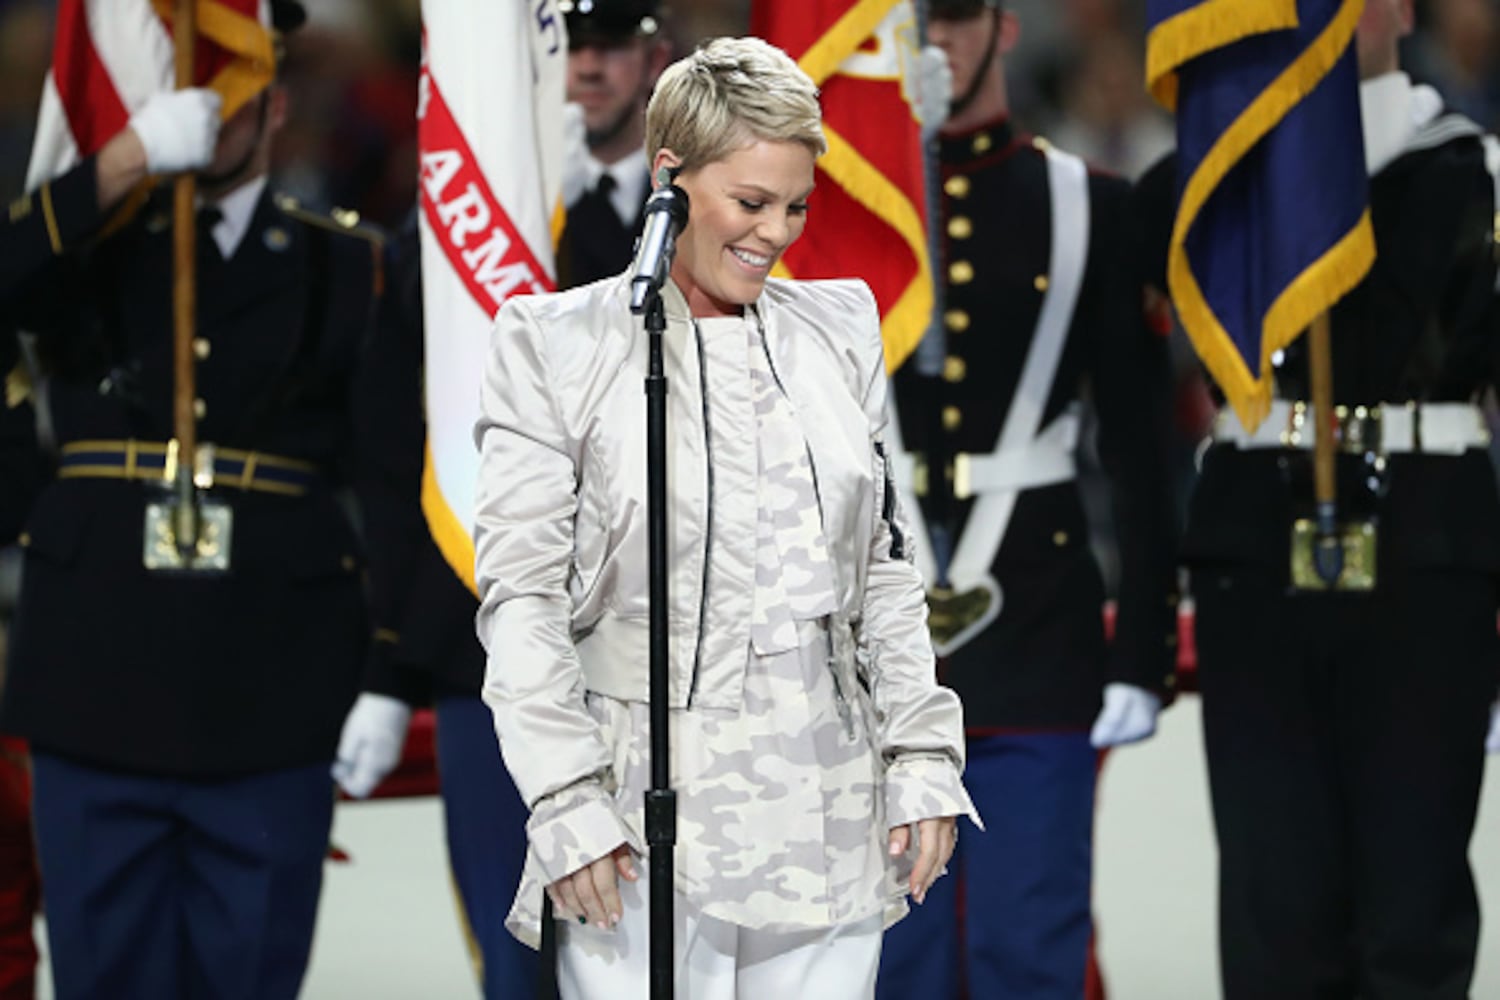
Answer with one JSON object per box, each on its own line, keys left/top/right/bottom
{"left": 362, "top": 634, "right": 431, "bottom": 707}
{"left": 1105, "top": 638, "right": 1179, "bottom": 705}
{"left": 885, "top": 754, "right": 983, "bottom": 832}
{"left": 46, "top": 158, "right": 106, "bottom": 252}
{"left": 526, "top": 779, "right": 638, "bottom": 885}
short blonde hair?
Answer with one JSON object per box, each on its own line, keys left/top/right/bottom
{"left": 644, "top": 37, "right": 826, "bottom": 172}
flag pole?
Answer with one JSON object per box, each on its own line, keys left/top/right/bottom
{"left": 1308, "top": 312, "right": 1343, "bottom": 585}
{"left": 171, "top": 0, "right": 201, "bottom": 558}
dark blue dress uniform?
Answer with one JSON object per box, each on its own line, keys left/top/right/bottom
{"left": 0, "top": 162, "right": 408, "bottom": 998}
{"left": 878, "top": 118, "right": 1179, "bottom": 1000}
{"left": 1140, "top": 106, "right": 1500, "bottom": 998}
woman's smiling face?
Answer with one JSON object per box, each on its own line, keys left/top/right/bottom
{"left": 657, "top": 138, "right": 817, "bottom": 317}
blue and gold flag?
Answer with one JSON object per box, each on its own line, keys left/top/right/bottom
{"left": 1147, "top": 0, "right": 1374, "bottom": 430}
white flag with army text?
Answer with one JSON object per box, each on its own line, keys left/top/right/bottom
{"left": 418, "top": 0, "right": 568, "bottom": 591}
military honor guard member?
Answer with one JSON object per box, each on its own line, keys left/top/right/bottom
{"left": 1142, "top": 0, "right": 1500, "bottom": 995}
{"left": 0, "top": 80, "right": 224, "bottom": 1000}
{"left": 331, "top": 208, "right": 556, "bottom": 999}
{"left": 329, "top": 7, "right": 675, "bottom": 999}
{"left": 877, "top": 2, "right": 1180, "bottom": 998}
{"left": 0, "top": 4, "right": 420, "bottom": 996}
{"left": 555, "top": 0, "right": 671, "bottom": 289}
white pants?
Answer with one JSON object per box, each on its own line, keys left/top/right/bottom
{"left": 557, "top": 866, "right": 883, "bottom": 999}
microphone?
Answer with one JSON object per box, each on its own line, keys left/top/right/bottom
{"left": 629, "top": 168, "right": 690, "bottom": 314}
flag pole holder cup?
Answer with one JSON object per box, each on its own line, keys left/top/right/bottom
{"left": 143, "top": 439, "right": 233, "bottom": 573}
{"left": 1289, "top": 518, "right": 1376, "bottom": 591}
{"left": 1284, "top": 400, "right": 1381, "bottom": 593}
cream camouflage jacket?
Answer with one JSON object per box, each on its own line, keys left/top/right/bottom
{"left": 473, "top": 275, "right": 974, "bottom": 946}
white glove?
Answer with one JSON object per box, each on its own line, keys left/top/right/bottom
{"left": 331, "top": 692, "right": 413, "bottom": 799}
{"left": 560, "top": 101, "right": 590, "bottom": 209}
{"left": 915, "top": 44, "right": 953, "bottom": 144}
{"left": 1487, "top": 701, "right": 1500, "bottom": 754}
{"left": 1089, "top": 682, "right": 1163, "bottom": 749}
{"left": 128, "top": 88, "right": 223, "bottom": 175}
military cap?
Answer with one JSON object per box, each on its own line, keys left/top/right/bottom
{"left": 561, "top": 0, "right": 662, "bottom": 46}
{"left": 271, "top": 0, "right": 306, "bottom": 33}
{"left": 929, "top": 0, "right": 1002, "bottom": 18}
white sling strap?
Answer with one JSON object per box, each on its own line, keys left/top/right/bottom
{"left": 945, "top": 145, "right": 1090, "bottom": 592}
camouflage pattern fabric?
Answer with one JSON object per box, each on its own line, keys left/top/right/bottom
{"left": 503, "top": 314, "right": 976, "bottom": 949}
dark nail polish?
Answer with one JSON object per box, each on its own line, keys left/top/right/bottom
{"left": 577, "top": 915, "right": 587, "bottom": 924}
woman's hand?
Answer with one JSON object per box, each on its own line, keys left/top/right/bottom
{"left": 547, "top": 843, "right": 638, "bottom": 929}
{"left": 888, "top": 816, "right": 958, "bottom": 905}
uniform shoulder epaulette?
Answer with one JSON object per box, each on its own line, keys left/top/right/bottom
{"left": 272, "top": 193, "right": 386, "bottom": 247}
{"left": 273, "top": 193, "right": 386, "bottom": 296}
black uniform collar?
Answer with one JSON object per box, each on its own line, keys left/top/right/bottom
{"left": 938, "top": 115, "right": 1026, "bottom": 167}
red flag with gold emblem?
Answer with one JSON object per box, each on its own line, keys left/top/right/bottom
{"left": 751, "top": 0, "right": 932, "bottom": 373}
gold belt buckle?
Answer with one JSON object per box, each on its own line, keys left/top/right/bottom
{"left": 143, "top": 497, "right": 233, "bottom": 572}
{"left": 1290, "top": 518, "right": 1377, "bottom": 591}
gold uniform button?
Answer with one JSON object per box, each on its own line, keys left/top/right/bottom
{"left": 341, "top": 555, "right": 358, "bottom": 572}
{"left": 949, "top": 260, "right": 974, "bottom": 285}
{"left": 193, "top": 398, "right": 207, "bottom": 420}
{"left": 1034, "top": 274, "right": 1050, "bottom": 292}
{"left": 1164, "top": 674, "right": 1178, "bottom": 689}
{"left": 945, "top": 309, "right": 971, "bottom": 333}
{"left": 193, "top": 338, "right": 211, "bottom": 361}
{"left": 1052, "top": 530, "right": 1069, "bottom": 546}
{"left": 1166, "top": 633, "right": 1179, "bottom": 648}
{"left": 17, "top": 532, "right": 30, "bottom": 547}
{"left": 944, "top": 175, "right": 971, "bottom": 199}
{"left": 942, "top": 406, "right": 962, "bottom": 431}
{"left": 943, "top": 356, "right": 967, "bottom": 383}
{"left": 948, "top": 216, "right": 973, "bottom": 240}
{"left": 1167, "top": 593, "right": 1180, "bottom": 608}
{"left": 972, "top": 132, "right": 993, "bottom": 155}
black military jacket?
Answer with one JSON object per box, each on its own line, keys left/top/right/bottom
{"left": 1141, "top": 129, "right": 1500, "bottom": 581}
{"left": 0, "top": 331, "right": 40, "bottom": 543}
{"left": 894, "top": 117, "right": 1180, "bottom": 731}
{"left": 0, "top": 174, "right": 409, "bottom": 776}
{"left": 555, "top": 168, "right": 648, "bottom": 290}
{"left": 359, "top": 212, "right": 484, "bottom": 706}
{"left": 0, "top": 159, "right": 104, "bottom": 541}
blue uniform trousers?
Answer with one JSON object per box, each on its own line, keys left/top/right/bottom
{"left": 878, "top": 731, "right": 1097, "bottom": 1000}
{"left": 435, "top": 695, "right": 544, "bottom": 999}
{"left": 30, "top": 752, "right": 331, "bottom": 1000}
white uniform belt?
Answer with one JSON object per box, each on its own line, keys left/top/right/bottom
{"left": 891, "top": 411, "right": 1080, "bottom": 499}
{"left": 1212, "top": 400, "right": 1491, "bottom": 455}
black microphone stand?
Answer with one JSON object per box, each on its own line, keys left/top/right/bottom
{"left": 636, "top": 273, "right": 675, "bottom": 1000}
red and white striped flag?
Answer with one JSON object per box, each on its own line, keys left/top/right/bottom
{"left": 26, "top": 0, "right": 273, "bottom": 190}
{"left": 418, "top": 0, "right": 568, "bottom": 591}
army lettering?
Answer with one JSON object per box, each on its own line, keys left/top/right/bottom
{"left": 418, "top": 63, "right": 553, "bottom": 316}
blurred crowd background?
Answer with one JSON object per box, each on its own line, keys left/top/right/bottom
{"left": 4, "top": 0, "right": 1496, "bottom": 222}
{"left": 0, "top": 0, "right": 1496, "bottom": 587}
